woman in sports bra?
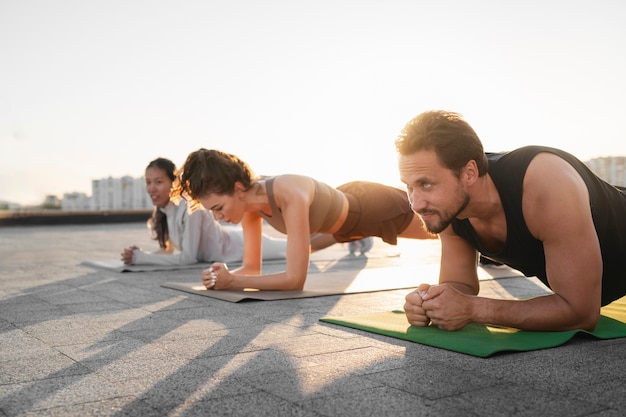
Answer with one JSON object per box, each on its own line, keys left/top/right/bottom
{"left": 174, "top": 148, "right": 436, "bottom": 291}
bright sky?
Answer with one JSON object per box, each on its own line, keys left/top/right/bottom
{"left": 1, "top": 0, "right": 625, "bottom": 206}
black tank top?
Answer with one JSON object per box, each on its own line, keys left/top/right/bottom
{"left": 452, "top": 146, "right": 626, "bottom": 305}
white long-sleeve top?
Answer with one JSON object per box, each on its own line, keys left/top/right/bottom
{"left": 132, "top": 200, "right": 244, "bottom": 265}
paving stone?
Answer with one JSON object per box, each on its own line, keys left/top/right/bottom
{"left": 297, "top": 386, "right": 466, "bottom": 417}
{"left": 436, "top": 383, "right": 606, "bottom": 416}
{"left": 239, "top": 366, "right": 385, "bottom": 402}
{"left": 0, "top": 353, "right": 90, "bottom": 385}
{"left": 17, "top": 397, "right": 162, "bottom": 417}
{"left": 182, "top": 390, "right": 322, "bottom": 417}
{"left": 0, "top": 374, "right": 128, "bottom": 415}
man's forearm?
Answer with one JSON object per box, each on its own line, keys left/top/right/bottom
{"left": 471, "top": 294, "right": 599, "bottom": 332}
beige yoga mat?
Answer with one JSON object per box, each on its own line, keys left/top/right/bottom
{"left": 79, "top": 260, "right": 213, "bottom": 273}
{"left": 161, "top": 264, "right": 525, "bottom": 302}
{"left": 79, "top": 250, "right": 401, "bottom": 273}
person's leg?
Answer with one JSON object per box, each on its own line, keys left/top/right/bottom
{"left": 309, "top": 233, "right": 338, "bottom": 252}
{"left": 349, "top": 236, "right": 373, "bottom": 255}
{"left": 359, "top": 236, "right": 373, "bottom": 253}
{"left": 337, "top": 182, "right": 435, "bottom": 243}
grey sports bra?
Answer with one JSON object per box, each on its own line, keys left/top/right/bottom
{"left": 258, "top": 177, "right": 344, "bottom": 234}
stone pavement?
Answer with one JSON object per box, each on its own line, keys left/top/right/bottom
{"left": 1, "top": 222, "right": 625, "bottom": 416}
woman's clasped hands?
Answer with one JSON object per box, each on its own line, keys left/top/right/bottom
{"left": 202, "top": 263, "right": 232, "bottom": 290}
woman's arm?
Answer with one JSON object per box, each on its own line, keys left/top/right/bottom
{"left": 130, "top": 205, "right": 198, "bottom": 265}
{"left": 208, "top": 176, "right": 314, "bottom": 290}
{"left": 232, "top": 211, "right": 264, "bottom": 275}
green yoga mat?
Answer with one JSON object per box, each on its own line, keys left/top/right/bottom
{"left": 320, "top": 297, "right": 626, "bottom": 357}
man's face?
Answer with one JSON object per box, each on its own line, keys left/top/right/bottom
{"left": 398, "top": 149, "right": 469, "bottom": 234}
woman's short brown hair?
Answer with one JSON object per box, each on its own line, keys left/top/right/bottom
{"left": 174, "top": 148, "right": 255, "bottom": 200}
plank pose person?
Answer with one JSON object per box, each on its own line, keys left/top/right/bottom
{"left": 174, "top": 148, "right": 436, "bottom": 291}
{"left": 397, "top": 110, "right": 626, "bottom": 332}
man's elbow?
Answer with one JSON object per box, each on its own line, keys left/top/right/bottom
{"left": 573, "top": 308, "right": 600, "bottom": 332}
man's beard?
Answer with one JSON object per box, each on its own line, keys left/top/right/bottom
{"left": 419, "top": 189, "right": 469, "bottom": 234}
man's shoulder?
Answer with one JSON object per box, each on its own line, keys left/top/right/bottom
{"left": 487, "top": 146, "right": 576, "bottom": 174}
{"left": 487, "top": 145, "right": 563, "bottom": 160}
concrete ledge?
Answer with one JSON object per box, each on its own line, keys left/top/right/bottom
{"left": 0, "top": 210, "right": 152, "bottom": 226}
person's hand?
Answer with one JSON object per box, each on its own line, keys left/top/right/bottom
{"left": 202, "top": 266, "right": 216, "bottom": 289}
{"left": 120, "top": 245, "right": 139, "bottom": 265}
{"left": 421, "top": 284, "right": 472, "bottom": 331}
{"left": 404, "top": 284, "right": 432, "bottom": 327}
{"left": 202, "top": 263, "right": 232, "bottom": 290}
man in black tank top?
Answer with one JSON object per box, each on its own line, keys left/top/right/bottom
{"left": 395, "top": 110, "right": 626, "bottom": 332}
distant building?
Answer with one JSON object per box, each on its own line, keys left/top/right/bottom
{"left": 91, "top": 176, "right": 151, "bottom": 211}
{"left": 61, "top": 192, "right": 91, "bottom": 211}
{"left": 586, "top": 156, "right": 626, "bottom": 187}
{"left": 4, "top": 175, "right": 151, "bottom": 212}
{"left": 124, "top": 175, "right": 152, "bottom": 210}
{"left": 0, "top": 200, "right": 21, "bottom": 210}
{"left": 42, "top": 195, "right": 61, "bottom": 209}
{"left": 92, "top": 177, "right": 117, "bottom": 210}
